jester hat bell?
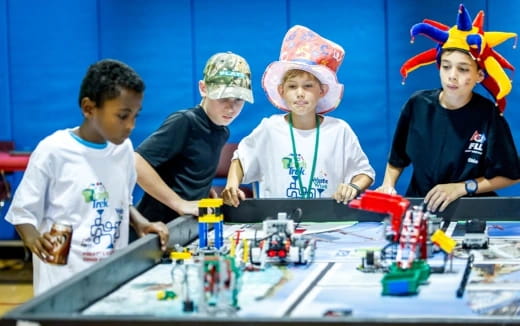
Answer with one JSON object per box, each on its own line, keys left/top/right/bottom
{"left": 262, "top": 25, "right": 345, "bottom": 114}
{"left": 400, "top": 4, "right": 517, "bottom": 112}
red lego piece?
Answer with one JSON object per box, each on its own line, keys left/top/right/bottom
{"left": 349, "top": 190, "right": 410, "bottom": 241}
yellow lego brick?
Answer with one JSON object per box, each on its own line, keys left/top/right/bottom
{"left": 243, "top": 239, "right": 250, "bottom": 263}
{"left": 198, "top": 198, "right": 223, "bottom": 208}
{"left": 229, "top": 236, "right": 236, "bottom": 257}
{"left": 170, "top": 250, "right": 192, "bottom": 260}
{"left": 157, "top": 290, "right": 176, "bottom": 300}
{"left": 199, "top": 215, "right": 223, "bottom": 223}
{"left": 431, "top": 229, "right": 457, "bottom": 254}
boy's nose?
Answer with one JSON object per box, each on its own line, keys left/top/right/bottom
{"left": 448, "top": 70, "right": 457, "bottom": 80}
{"left": 126, "top": 118, "right": 136, "bottom": 132}
{"left": 226, "top": 106, "right": 236, "bottom": 114}
{"left": 224, "top": 100, "right": 236, "bottom": 110}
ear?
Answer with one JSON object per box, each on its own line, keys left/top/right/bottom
{"left": 320, "top": 84, "right": 329, "bottom": 98}
{"left": 277, "top": 84, "right": 284, "bottom": 97}
{"left": 80, "top": 97, "right": 96, "bottom": 118}
{"left": 198, "top": 80, "right": 207, "bottom": 97}
{"left": 476, "top": 69, "right": 485, "bottom": 83}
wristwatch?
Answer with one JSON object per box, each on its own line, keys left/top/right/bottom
{"left": 464, "top": 179, "right": 478, "bottom": 196}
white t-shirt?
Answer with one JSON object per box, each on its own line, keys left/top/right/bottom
{"left": 5, "top": 129, "right": 136, "bottom": 295}
{"left": 235, "top": 115, "right": 375, "bottom": 198}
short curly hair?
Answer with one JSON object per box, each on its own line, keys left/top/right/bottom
{"left": 78, "top": 59, "right": 145, "bottom": 108}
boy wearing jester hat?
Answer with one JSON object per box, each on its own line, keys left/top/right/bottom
{"left": 377, "top": 4, "right": 520, "bottom": 212}
{"left": 223, "top": 25, "right": 375, "bottom": 206}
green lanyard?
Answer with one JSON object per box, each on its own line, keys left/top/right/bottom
{"left": 288, "top": 113, "right": 320, "bottom": 199}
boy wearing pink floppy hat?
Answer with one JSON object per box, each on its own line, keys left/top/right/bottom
{"left": 223, "top": 25, "right": 375, "bottom": 206}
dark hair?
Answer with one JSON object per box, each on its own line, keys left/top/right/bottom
{"left": 440, "top": 48, "right": 477, "bottom": 62}
{"left": 78, "top": 59, "right": 145, "bottom": 107}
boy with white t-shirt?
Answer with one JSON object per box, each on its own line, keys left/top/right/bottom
{"left": 5, "top": 59, "right": 169, "bottom": 295}
{"left": 222, "top": 25, "right": 375, "bottom": 206}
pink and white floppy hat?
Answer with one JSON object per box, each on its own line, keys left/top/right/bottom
{"left": 262, "top": 25, "right": 345, "bottom": 114}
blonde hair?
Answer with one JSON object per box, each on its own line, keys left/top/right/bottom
{"left": 281, "top": 69, "right": 322, "bottom": 85}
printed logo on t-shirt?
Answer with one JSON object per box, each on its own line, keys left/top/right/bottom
{"left": 465, "top": 130, "right": 486, "bottom": 164}
{"left": 313, "top": 170, "right": 329, "bottom": 196}
{"left": 80, "top": 182, "right": 123, "bottom": 261}
{"left": 82, "top": 182, "right": 109, "bottom": 208}
{"left": 281, "top": 154, "right": 328, "bottom": 198}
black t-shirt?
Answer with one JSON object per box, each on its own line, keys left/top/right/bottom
{"left": 389, "top": 89, "right": 520, "bottom": 197}
{"left": 135, "top": 106, "right": 229, "bottom": 223}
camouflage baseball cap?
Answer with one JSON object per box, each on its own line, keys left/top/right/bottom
{"left": 203, "top": 52, "right": 254, "bottom": 103}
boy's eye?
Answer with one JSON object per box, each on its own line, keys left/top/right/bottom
{"left": 118, "top": 114, "right": 129, "bottom": 120}
{"left": 458, "top": 68, "right": 469, "bottom": 73}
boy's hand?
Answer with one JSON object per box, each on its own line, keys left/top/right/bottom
{"left": 135, "top": 221, "right": 169, "bottom": 251}
{"left": 208, "top": 188, "right": 218, "bottom": 198}
{"left": 375, "top": 184, "right": 397, "bottom": 195}
{"left": 175, "top": 200, "right": 199, "bottom": 216}
{"left": 333, "top": 183, "right": 358, "bottom": 204}
{"left": 222, "top": 186, "right": 245, "bottom": 207}
{"left": 26, "top": 232, "right": 56, "bottom": 263}
{"left": 15, "top": 224, "right": 57, "bottom": 263}
{"left": 424, "top": 183, "right": 466, "bottom": 212}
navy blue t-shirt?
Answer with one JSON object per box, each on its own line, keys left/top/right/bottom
{"left": 136, "top": 106, "right": 229, "bottom": 223}
{"left": 389, "top": 89, "right": 520, "bottom": 197}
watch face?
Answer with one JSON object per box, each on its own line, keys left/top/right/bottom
{"left": 466, "top": 180, "right": 478, "bottom": 192}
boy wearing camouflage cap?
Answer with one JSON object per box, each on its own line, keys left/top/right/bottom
{"left": 135, "top": 52, "right": 253, "bottom": 223}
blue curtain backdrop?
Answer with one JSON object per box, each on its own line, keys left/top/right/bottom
{"left": 1, "top": 0, "right": 519, "bottom": 238}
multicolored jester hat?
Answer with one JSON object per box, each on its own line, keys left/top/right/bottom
{"left": 400, "top": 4, "right": 517, "bottom": 112}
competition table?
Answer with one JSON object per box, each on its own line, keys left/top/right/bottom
{"left": 0, "top": 150, "right": 30, "bottom": 201}
{"left": 0, "top": 150, "right": 30, "bottom": 240}
{"left": 0, "top": 151, "right": 30, "bottom": 172}
{"left": 3, "top": 197, "right": 520, "bottom": 326}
